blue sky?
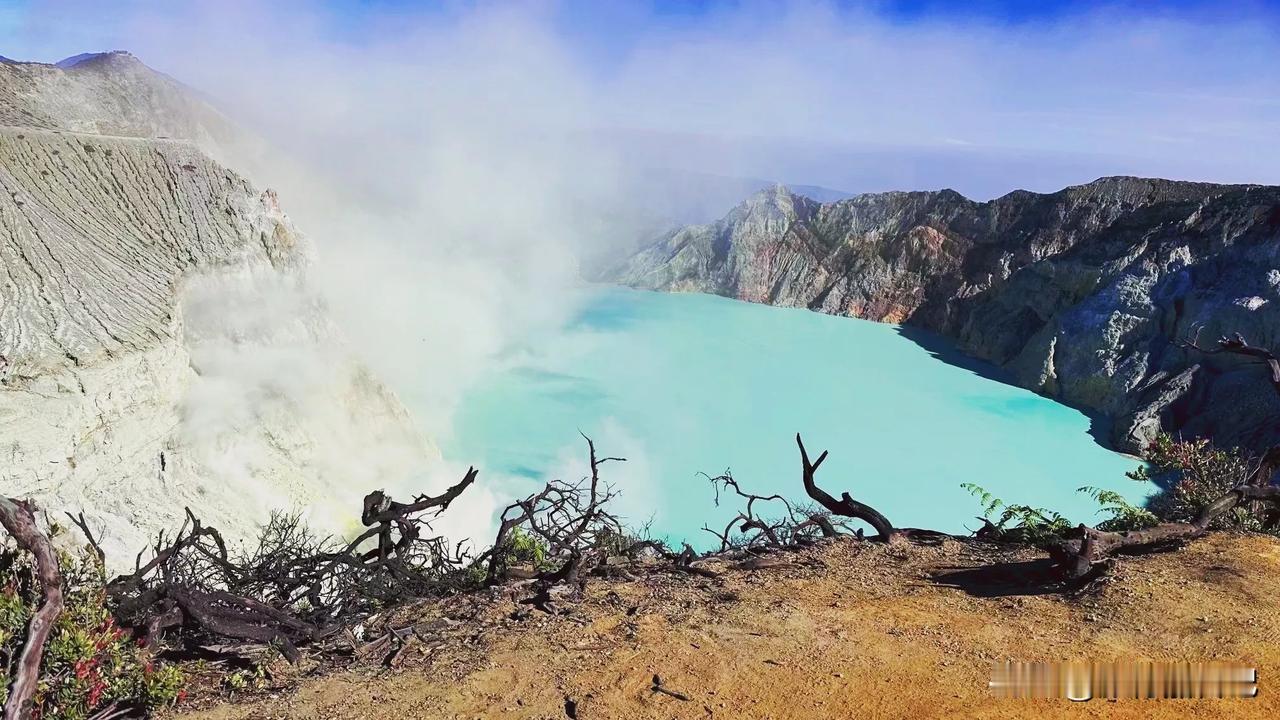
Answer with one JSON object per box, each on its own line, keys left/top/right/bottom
{"left": 314, "top": 0, "right": 1277, "bottom": 24}
{"left": 9, "top": 1, "right": 1278, "bottom": 62}
{"left": 845, "top": 0, "right": 1273, "bottom": 22}
{"left": 4, "top": 1, "right": 1280, "bottom": 196}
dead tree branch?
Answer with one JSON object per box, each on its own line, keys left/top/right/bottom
{"left": 796, "top": 434, "right": 896, "bottom": 540}
{"left": 701, "top": 469, "right": 846, "bottom": 551}
{"left": 80, "top": 465, "right": 488, "bottom": 662}
{"left": 0, "top": 498, "right": 64, "bottom": 720}
{"left": 1179, "top": 328, "right": 1280, "bottom": 395}
{"left": 1050, "top": 486, "right": 1280, "bottom": 579}
{"left": 65, "top": 511, "right": 105, "bottom": 565}
{"left": 479, "top": 435, "right": 636, "bottom": 604}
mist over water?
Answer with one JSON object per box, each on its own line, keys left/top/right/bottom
{"left": 10, "top": 0, "right": 1261, "bottom": 543}
{"left": 448, "top": 287, "right": 1151, "bottom": 545}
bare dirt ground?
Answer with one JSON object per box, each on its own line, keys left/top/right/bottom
{"left": 174, "top": 532, "right": 1280, "bottom": 719}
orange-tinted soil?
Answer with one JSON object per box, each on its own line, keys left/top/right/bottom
{"left": 174, "top": 533, "right": 1280, "bottom": 719}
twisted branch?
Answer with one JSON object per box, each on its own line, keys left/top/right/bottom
{"left": 1179, "top": 328, "right": 1280, "bottom": 395}
{"left": 796, "top": 434, "right": 896, "bottom": 540}
{"left": 0, "top": 498, "right": 64, "bottom": 720}
{"left": 1050, "top": 486, "right": 1280, "bottom": 579}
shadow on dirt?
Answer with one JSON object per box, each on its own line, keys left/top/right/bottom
{"left": 928, "top": 558, "right": 1069, "bottom": 598}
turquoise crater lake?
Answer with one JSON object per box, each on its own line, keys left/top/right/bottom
{"left": 446, "top": 286, "right": 1150, "bottom": 545}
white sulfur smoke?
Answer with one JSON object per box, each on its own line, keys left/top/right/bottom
{"left": 7, "top": 0, "right": 1280, "bottom": 546}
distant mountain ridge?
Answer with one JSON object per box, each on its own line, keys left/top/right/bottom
{"left": 573, "top": 169, "right": 853, "bottom": 281}
{"left": 607, "top": 178, "right": 1280, "bottom": 455}
{"left": 0, "top": 50, "right": 245, "bottom": 161}
{"left": 54, "top": 50, "right": 130, "bottom": 69}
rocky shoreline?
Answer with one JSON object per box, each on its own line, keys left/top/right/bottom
{"left": 606, "top": 180, "right": 1280, "bottom": 455}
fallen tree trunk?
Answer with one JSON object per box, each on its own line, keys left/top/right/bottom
{"left": 0, "top": 498, "right": 64, "bottom": 720}
{"left": 1050, "top": 486, "right": 1280, "bottom": 579}
{"left": 165, "top": 587, "right": 322, "bottom": 663}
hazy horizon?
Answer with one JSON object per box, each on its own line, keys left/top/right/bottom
{"left": 6, "top": 1, "right": 1280, "bottom": 199}
{"left": 4, "top": 0, "right": 1277, "bottom": 539}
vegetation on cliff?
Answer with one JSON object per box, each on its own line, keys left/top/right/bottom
{"left": 0, "top": 524, "right": 183, "bottom": 719}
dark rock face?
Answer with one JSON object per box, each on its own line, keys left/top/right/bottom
{"left": 606, "top": 178, "right": 1280, "bottom": 454}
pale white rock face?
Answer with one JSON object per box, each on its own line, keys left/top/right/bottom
{"left": 0, "top": 52, "right": 243, "bottom": 160}
{"left": 0, "top": 122, "right": 438, "bottom": 567}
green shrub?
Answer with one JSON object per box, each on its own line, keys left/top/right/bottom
{"left": 0, "top": 537, "right": 185, "bottom": 719}
{"left": 966, "top": 434, "right": 1272, "bottom": 544}
{"left": 505, "top": 527, "right": 548, "bottom": 568}
{"left": 222, "top": 662, "right": 269, "bottom": 694}
{"left": 1127, "top": 434, "right": 1261, "bottom": 530}
{"left": 460, "top": 527, "right": 554, "bottom": 587}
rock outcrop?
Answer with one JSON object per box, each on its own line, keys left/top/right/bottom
{"left": 0, "top": 56, "right": 437, "bottom": 564}
{"left": 0, "top": 51, "right": 241, "bottom": 158}
{"left": 607, "top": 180, "right": 1280, "bottom": 454}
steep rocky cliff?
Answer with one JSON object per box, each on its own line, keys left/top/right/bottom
{"left": 0, "top": 55, "right": 437, "bottom": 564}
{"left": 608, "top": 180, "right": 1280, "bottom": 454}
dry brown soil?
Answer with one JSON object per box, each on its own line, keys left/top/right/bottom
{"left": 174, "top": 533, "right": 1280, "bottom": 719}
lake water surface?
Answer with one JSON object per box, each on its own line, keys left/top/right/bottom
{"left": 447, "top": 286, "right": 1150, "bottom": 546}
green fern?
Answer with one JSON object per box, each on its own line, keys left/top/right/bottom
{"left": 960, "top": 482, "right": 1004, "bottom": 517}
{"left": 1077, "top": 485, "right": 1159, "bottom": 531}
{"left": 962, "top": 483, "right": 1073, "bottom": 546}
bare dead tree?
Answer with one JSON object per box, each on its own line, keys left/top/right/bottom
{"left": 700, "top": 470, "right": 843, "bottom": 551}
{"left": 65, "top": 511, "right": 105, "bottom": 566}
{"left": 90, "top": 467, "right": 484, "bottom": 662}
{"left": 95, "top": 510, "right": 320, "bottom": 662}
{"left": 480, "top": 485, "right": 555, "bottom": 585}
{"left": 795, "top": 434, "right": 897, "bottom": 540}
{"left": 479, "top": 434, "right": 627, "bottom": 592}
{"left": 0, "top": 498, "right": 64, "bottom": 720}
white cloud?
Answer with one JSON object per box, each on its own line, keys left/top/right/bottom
{"left": 8, "top": 1, "right": 1280, "bottom": 196}
{"left": 7, "top": 0, "right": 1280, "bottom": 543}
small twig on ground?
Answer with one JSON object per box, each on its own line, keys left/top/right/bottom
{"left": 651, "top": 674, "right": 691, "bottom": 701}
